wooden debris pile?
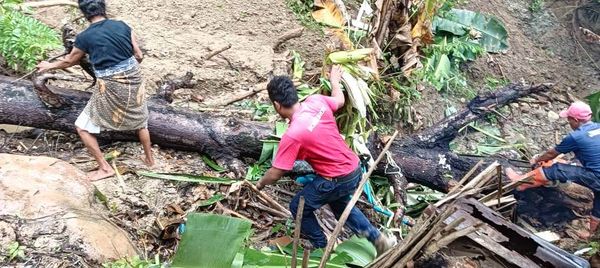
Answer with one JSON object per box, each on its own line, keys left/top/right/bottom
{"left": 369, "top": 162, "right": 590, "bottom": 268}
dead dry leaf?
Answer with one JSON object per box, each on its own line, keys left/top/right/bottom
{"left": 410, "top": 0, "right": 442, "bottom": 44}
{"left": 312, "top": 0, "right": 345, "bottom": 28}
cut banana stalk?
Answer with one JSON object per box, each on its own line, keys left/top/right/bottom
{"left": 356, "top": 77, "right": 371, "bottom": 107}
{"left": 341, "top": 71, "right": 367, "bottom": 118}
{"left": 328, "top": 48, "right": 374, "bottom": 64}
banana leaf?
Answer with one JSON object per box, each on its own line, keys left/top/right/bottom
{"left": 172, "top": 213, "right": 252, "bottom": 268}
{"left": 432, "top": 53, "right": 451, "bottom": 84}
{"left": 258, "top": 141, "right": 278, "bottom": 164}
{"left": 242, "top": 248, "right": 350, "bottom": 268}
{"left": 198, "top": 194, "right": 225, "bottom": 207}
{"left": 334, "top": 236, "right": 376, "bottom": 267}
{"left": 433, "top": 8, "right": 509, "bottom": 52}
{"left": 136, "top": 171, "right": 236, "bottom": 185}
{"left": 586, "top": 91, "right": 600, "bottom": 122}
{"left": 275, "top": 121, "right": 289, "bottom": 138}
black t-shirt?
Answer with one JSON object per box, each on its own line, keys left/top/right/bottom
{"left": 74, "top": 19, "right": 134, "bottom": 70}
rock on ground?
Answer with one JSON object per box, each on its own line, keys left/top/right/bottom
{"left": 0, "top": 154, "right": 137, "bottom": 266}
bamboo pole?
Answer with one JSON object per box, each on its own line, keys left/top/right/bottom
{"left": 318, "top": 131, "right": 399, "bottom": 267}
{"left": 301, "top": 248, "right": 311, "bottom": 268}
{"left": 291, "top": 196, "right": 305, "bottom": 268}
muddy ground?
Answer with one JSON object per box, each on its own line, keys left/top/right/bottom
{"left": 1, "top": 0, "right": 599, "bottom": 265}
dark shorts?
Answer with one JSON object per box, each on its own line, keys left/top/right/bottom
{"left": 543, "top": 163, "right": 600, "bottom": 218}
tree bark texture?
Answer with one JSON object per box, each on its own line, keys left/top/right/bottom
{"left": 0, "top": 75, "right": 551, "bottom": 189}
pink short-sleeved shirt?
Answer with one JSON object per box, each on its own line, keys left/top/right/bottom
{"left": 272, "top": 95, "right": 359, "bottom": 177}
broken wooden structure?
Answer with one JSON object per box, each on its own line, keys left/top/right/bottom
{"left": 370, "top": 163, "right": 591, "bottom": 268}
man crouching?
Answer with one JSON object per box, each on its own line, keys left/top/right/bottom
{"left": 256, "top": 65, "right": 395, "bottom": 255}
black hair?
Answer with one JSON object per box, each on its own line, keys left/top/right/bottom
{"left": 267, "top": 76, "right": 298, "bottom": 108}
{"left": 78, "top": 0, "right": 107, "bottom": 21}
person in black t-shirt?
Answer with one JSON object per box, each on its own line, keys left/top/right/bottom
{"left": 37, "top": 0, "right": 154, "bottom": 181}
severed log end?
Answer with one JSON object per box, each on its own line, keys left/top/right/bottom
{"left": 156, "top": 71, "right": 197, "bottom": 103}
{"left": 31, "top": 73, "right": 73, "bottom": 108}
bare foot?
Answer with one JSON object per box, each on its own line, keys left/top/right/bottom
{"left": 141, "top": 156, "right": 155, "bottom": 167}
{"left": 88, "top": 168, "right": 115, "bottom": 181}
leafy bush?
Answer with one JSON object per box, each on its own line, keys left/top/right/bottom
{"left": 418, "top": 35, "right": 484, "bottom": 98}
{"left": 3, "top": 241, "right": 26, "bottom": 262}
{"left": 413, "top": 8, "right": 508, "bottom": 98}
{"left": 586, "top": 91, "right": 600, "bottom": 122}
{"left": 286, "top": 0, "right": 320, "bottom": 30}
{"left": 0, "top": 1, "right": 61, "bottom": 72}
{"left": 434, "top": 8, "right": 509, "bottom": 53}
{"left": 530, "top": 0, "right": 544, "bottom": 12}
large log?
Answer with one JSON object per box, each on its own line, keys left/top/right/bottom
{"left": 0, "top": 75, "right": 270, "bottom": 173}
{"left": 0, "top": 75, "right": 550, "bottom": 188}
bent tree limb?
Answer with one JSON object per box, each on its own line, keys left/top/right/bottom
{"left": 0, "top": 74, "right": 550, "bottom": 190}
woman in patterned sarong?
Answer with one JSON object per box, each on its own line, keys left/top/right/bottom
{"left": 37, "top": 0, "right": 154, "bottom": 181}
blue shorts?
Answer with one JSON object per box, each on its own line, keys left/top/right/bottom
{"left": 543, "top": 163, "right": 600, "bottom": 218}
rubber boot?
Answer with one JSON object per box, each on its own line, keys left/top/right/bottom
{"left": 506, "top": 167, "right": 550, "bottom": 191}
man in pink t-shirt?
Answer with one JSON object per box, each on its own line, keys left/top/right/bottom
{"left": 256, "top": 66, "right": 395, "bottom": 255}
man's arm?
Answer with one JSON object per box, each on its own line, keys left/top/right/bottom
{"left": 36, "top": 47, "right": 85, "bottom": 72}
{"left": 532, "top": 133, "right": 576, "bottom": 164}
{"left": 531, "top": 148, "right": 560, "bottom": 164}
{"left": 131, "top": 31, "right": 144, "bottom": 63}
{"left": 256, "top": 167, "right": 287, "bottom": 190}
{"left": 329, "top": 65, "right": 344, "bottom": 110}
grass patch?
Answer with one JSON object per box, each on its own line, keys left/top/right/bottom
{"left": 285, "top": 0, "right": 321, "bottom": 30}
{"left": 484, "top": 76, "right": 510, "bottom": 90}
{"left": 530, "top": 0, "right": 544, "bottom": 12}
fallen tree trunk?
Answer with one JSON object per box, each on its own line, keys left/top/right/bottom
{"left": 0, "top": 75, "right": 270, "bottom": 173}
{"left": 0, "top": 75, "right": 549, "bottom": 187}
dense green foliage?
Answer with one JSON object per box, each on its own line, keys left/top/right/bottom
{"left": 0, "top": 0, "right": 61, "bottom": 72}
{"left": 419, "top": 35, "right": 484, "bottom": 97}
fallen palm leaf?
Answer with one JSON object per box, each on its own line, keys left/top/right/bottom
{"left": 201, "top": 155, "right": 226, "bottom": 173}
{"left": 172, "top": 213, "right": 252, "bottom": 268}
{"left": 467, "top": 123, "right": 506, "bottom": 143}
{"left": 136, "top": 171, "right": 236, "bottom": 185}
{"left": 198, "top": 194, "right": 226, "bottom": 207}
